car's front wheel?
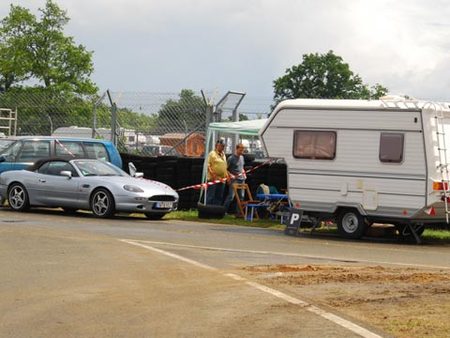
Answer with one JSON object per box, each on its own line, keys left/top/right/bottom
{"left": 90, "top": 188, "right": 115, "bottom": 218}
{"left": 8, "top": 183, "right": 30, "bottom": 212}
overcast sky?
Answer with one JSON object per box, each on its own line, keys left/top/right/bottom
{"left": 2, "top": 0, "right": 450, "bottom": 105}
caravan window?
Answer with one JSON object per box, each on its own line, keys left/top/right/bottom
{"left": 379, "top": 133, "right": 404, "bottom": 163}
{"left": 293, "top": 131, "right": 336, "bottom": 160}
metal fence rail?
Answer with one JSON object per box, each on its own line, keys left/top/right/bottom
{"left": 0, "top": 89, "right": 271, "bottom": 157}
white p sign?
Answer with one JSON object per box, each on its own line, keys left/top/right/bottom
{"left": 290, "top": 213, "right": 300, "bottom": 224}
{"left": 284, "top": 208, "right": 303, "bottom": 236}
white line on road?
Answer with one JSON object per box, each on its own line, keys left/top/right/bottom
{"left": 120, "top": 239, "right": 217, "bottom": 271}
{"left": 120, "top": 238, "right": 450, "bottom": 270}
{"left": 120, "top": 239, "right": 383, "bottom": 338}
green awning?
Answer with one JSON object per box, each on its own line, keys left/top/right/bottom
{"left": 200, "top": 119, "right": 268, "bottom": 203}
{"left": 207, "top": 118, "right": 268, "bottom": 136}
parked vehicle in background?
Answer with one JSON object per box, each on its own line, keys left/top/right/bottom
{"left": 0, "top": 158, "right": 178, "bottom": 219}
{"left": 0, "top": 137, "right": 122, "bottom": 174}
{"left": 260, "top": 97, "right": 450, "bottom": 240}
{"left": 141, "top": 145, "right": 179, "bottom": 157}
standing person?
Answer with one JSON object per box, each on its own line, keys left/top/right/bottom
{"left": 206, "top": 139, "right": 228, "bottom": 205}
{"left": 224, "top": 143, "right": 246, "bottom": 213}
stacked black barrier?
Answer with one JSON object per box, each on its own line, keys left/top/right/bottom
{"left": 120, "top": 153, "right": 288, "bottom": 210}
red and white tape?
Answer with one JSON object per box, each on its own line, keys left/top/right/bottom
{"left": 55, "top": 139, "right": 76, "bottom": 158}
{"left": 177, "top": 159, "right": 274, "bottom": 192}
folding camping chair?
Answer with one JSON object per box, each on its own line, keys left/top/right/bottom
{"left": 232, "top": 183, "right": 266, "bottom": 221}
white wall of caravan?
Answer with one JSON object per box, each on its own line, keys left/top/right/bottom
{"left": 269, "top": 109, "right": 422, "bottom": 131}
{"left": 262, "top": 108, "right": 427, "bottom": 215}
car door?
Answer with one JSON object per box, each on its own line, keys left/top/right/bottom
{"left": 35, "top": 161, "right": 81, "bottom": 207}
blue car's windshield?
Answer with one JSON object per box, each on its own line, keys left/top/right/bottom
{"left": 74, "top": 160, "right": 127, "bottom": 177}
{"left": 0, "top": 139, "right": 14, "bottom": 153}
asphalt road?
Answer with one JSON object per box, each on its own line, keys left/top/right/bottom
{"left": 1, "top": 208, "right": 449, "bottom": 338}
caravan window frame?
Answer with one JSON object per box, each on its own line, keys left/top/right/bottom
{"left": 293, "top": 130, "right": 337, "bottom": 160}
{"left": 379, "top": 132, "right": 404, "bottom": 163}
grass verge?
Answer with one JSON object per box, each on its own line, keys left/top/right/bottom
{"left": 165, "top": 209, "right": 285, "bottom": 229}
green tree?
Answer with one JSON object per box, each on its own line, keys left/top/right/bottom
{"left": 30, "top": 0, "right": 96, "bottom": 94}
{"left": 273, "top": 50, "right": 388, "bottom": 104}
{"left": 118, "top": 108, "right": 157, "bottom": 131}
{"left": 156, "top": 89, "right": 206, "bottom": 134}
{"left": 226, "top": 113, "right": 249, "bottom": 121}
{"left": 0, "top": 0, "right": 96, "bottom": 95}
{"left": 0, "top": 5, "right": 35, "bottom": 92}
{"left": 0, "top": 1, "right": 99, "bottom": 136}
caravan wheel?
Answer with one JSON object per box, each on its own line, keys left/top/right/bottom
{"left": 337, "top": 209, "right": 367, "bottom": 239}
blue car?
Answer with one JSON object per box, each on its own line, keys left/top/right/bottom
{"left": 0, "top": 137, "right": 122, "bottom": 174}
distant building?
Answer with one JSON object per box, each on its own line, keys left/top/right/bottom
{"left": 159, "top": 132, "right": 205, "bottom": 157}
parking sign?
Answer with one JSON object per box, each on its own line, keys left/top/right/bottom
{"left": 284, "top": 208, "right": 303, "bottom": 236}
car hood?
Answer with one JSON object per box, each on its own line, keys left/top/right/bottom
{"left": 92, "top": 176, "right": 178, "bottom": 196}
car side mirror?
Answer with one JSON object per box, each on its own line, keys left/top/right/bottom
{"left": 60, "top": 171, "right": 72, "bottom": 179}
{"left": 134, "top": 172, "right": 144, "bottom": 178}
{"left": 128, "top": 162, "right": 137, "bottom": 177}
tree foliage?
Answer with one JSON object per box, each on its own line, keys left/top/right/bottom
{"left": 226, "top": 113, "right": 249, "bottom": 121}
{"left": 0, "top": 5, "right": 35, "bottom": 92}
{"left": 156, "top": 89, "right": 206, "bottom": 134}
{"left": 273, "top": 51, "right": 388, "bottom": 104}
{"left": 0, "top": 0, "right": 96, "bottom": 94}
{"left": 0, "top": 1, "right": 153, "bottom": 138}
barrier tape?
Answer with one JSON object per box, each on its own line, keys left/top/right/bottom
{"left": 55, "top": 139, "right": 76, "bottom": 158}
{"left": 176, "top": 159, "right": 274, "bottom": 192}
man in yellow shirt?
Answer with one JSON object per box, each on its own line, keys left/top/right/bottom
{"left": 206, "top": 139, "right": 228, "bottom": 205}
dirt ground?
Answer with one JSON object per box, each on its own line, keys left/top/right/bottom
{"left": 243, "top": 264, "right": 450, "bottom": 338}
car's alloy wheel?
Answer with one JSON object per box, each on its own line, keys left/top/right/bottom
{"left": 91, "top": 189, "right": 114, "bottom": 218}
{"left": 8, "top": 183, "right": 30, "bottom": 211}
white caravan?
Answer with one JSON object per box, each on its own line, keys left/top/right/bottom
{"left": 259, "top": 98, "right": 450, "bottom": 239}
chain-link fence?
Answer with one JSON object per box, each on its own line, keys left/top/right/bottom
{"left": 0, "top": 89, "right": 272, "bottom": 157}
{"left": 104, "top": 90, "right": 210, "bottom": 156}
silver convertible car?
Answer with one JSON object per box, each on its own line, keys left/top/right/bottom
{"left": 0, "top": 158, "right": 178, "bottom": 219}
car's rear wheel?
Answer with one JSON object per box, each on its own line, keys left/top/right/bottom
{"left": 144, "top": 212, "right": 165, "bottom": 220}
{"left": 8, "top": 183, "right": 30, "bottom": 212}
{"left": 90, "top": 188, "right": 115, "bottom": 218}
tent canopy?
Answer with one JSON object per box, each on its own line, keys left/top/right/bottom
{"left": 207, "top": 118, "right": 268, "bottom": 136}
{"left": 200, "top": 118, "right": 268, "bottom": 203}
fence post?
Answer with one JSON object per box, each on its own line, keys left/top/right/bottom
{"left": 107, "top": 90, "right": 118, "bottom": 146}
{"left": 205, "top": 103, "right": 215, "bottom": 146}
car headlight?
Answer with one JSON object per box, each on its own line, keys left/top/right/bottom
{"left": 123, "top": 185, "right": 144, "bottom": 193}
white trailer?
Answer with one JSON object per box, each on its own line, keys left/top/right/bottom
{"left": 259, "top": 98, "right": 450, "bottom": 240}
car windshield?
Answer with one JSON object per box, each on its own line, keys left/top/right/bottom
{"left": 0, "top": 139, "right": 14, "bottom": 153}
{"left": 74, "top": 160, "right": 127, "bottom": 177}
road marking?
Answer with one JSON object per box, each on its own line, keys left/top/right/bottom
{"left": 120, "top": 239, "right": 383, "bottom": 338}
{"left": 120, "top": 239, "right": 217, "bottom": 271}
{"left": 119, "top": 238, "right": 450, "bottom": 270}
